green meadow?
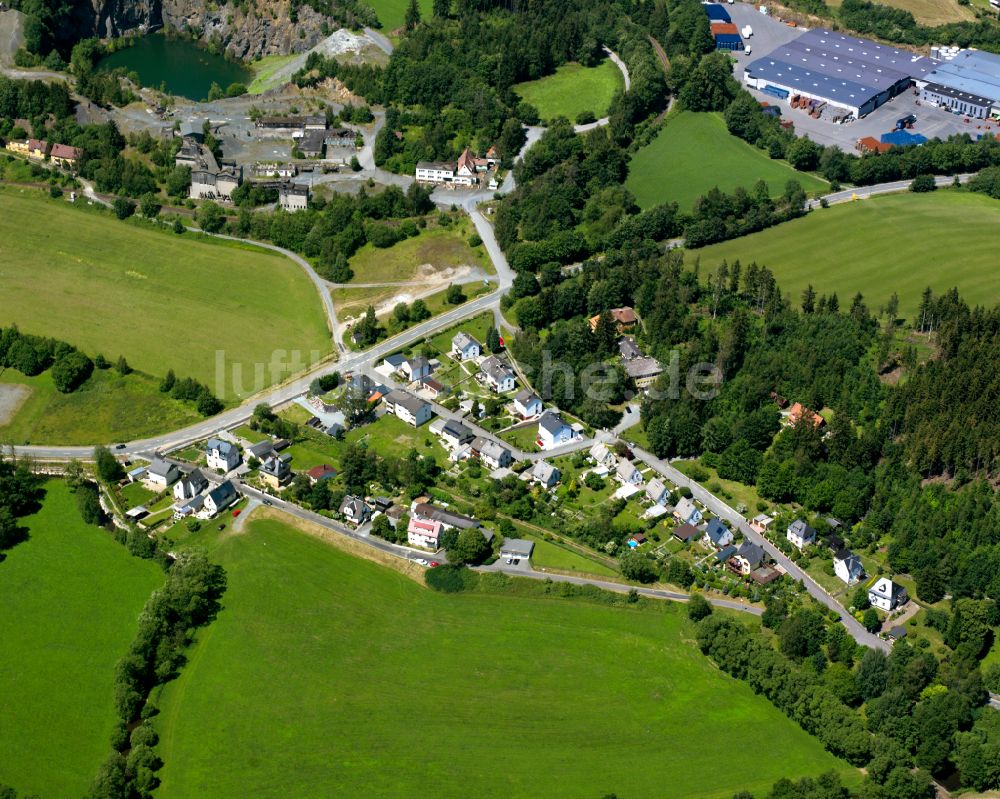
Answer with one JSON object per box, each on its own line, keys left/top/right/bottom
{"left": 0, "top": 482, "right": 163, "bottom": 798}
{"left": 153, "top": 516, "right": 858, "bottom": 799}
{"left": 626, "top": 111, "right": 828, "bottom": 211}
{"left": 514, "top": 59, "right": 624, "bottom": 123}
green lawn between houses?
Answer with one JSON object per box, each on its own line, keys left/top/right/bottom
{"left": 0, "top": 187, "right": 331, "bottom": 397}
{"left": 0, "top": 481, "right": 164, "bottom": 799}
{"left": 694, "top": 191, "right": 1000, "bottom": 319}
{"left": 513, "top": 59, "right": 624, "bottom": 124}
{"left": 152, "top": 516, "right": 859, "bottom": 799}
{"left": 625, "top": 111, "right": 828, "bottom": 212}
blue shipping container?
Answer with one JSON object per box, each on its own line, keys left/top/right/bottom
{"left": 763, "top": 84, "right": 790, "bottom": 100}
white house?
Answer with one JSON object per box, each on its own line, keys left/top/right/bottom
{"left": 402, "top": 356, "right": 432, "bottom": 382}
{"left": 589, "top": 442, "right": 617, "bottom": 469}
{"left": 834, "top": 550, "right": 866, "bottom": 585}
{"left": 869, "top": 577, "right": 907, "bottom": 611}
{"left": 786, "top": 519, "right": 817, "bottom": 550}
{"left": 616, "top": 459, "right": 643, "bottom": 486}
{"left": 480, "top": 356, "right": 516, "bottom": 393}
{"left": 673, "top": 497, "right": 703, "bottom": 525}
{"left": 146, "top": 459, "right": 180, "bottom": 488}
{"left": 527, "top": 460, "right": 561, "bottom": 489}
{"left": 407, "top": 517, "right": 442, "bottom": 549}
{"left": 472, "top": 437, "right": 512, "bottom": 470}
{"left": 200, "top": 480, "right": 238, "bottom": 518}
{"left": 206, "top": 438, "right": 241, "bottom": 472}
{"left": 173, "top": 468, "right": 208, "bottom": 501}
{"left": 437, "top": 419, "right": 475, "bottom": 450}
{"left": 732, "top": 541, "right": 765, "bottom": 575}
{"left": 340, "top": 495, "right": 371, "bottom": 526}
{"left": 537, "top": 412, "right": 572, "bottom": 449}
{"left": 384, "top": 390, "right": 433, "bottom": 427}
{"left": 500, "top": 538, "right": 534, "bottom": 562}
{"left": 454, "top": 148, "right": 477, "bottom": 186}
{"left": 645, "top": 477, "right": 669, "bottom": 505}
{"left": 451, "top": 332, "right": 481, "bottom": 361}
{"left": 415, "top": 160, "right": 454, "bottom": 184}
{"left": 513, "top": 389, "right": 543, "bottom": 419}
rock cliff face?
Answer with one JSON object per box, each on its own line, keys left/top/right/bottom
{"left": 70, "top": 0, "right": 332, "bottom": 60}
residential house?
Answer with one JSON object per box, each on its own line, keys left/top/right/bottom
{"left": 868, "top": 577, "right": 908, "bottom": 611}
{"left": 527, "top": 460, "right": 561, "bottom": 489}
{"left": 480, "top": 356, "right": 516, "bottom": 393}
{"left": 146, "top": 459, "right": 180, "bottom": 488}
{"left": 451, "top": 332, "right": 481, "bottom": 361}
{"left": 673, "top": 497, "right": 703, "bottom": 525}
{"left": 27, "top": 138, "right": 48, "bottom": 160}
{"left": 402, "top": 356, "right": 432, "bottom": 382}
{"left": 537, "top": 412, "right": 573, "bottom": 449}
{"left": 645, "top": 477, "right": 669, "bottom": 505}
{"left": 788, "top": 402, "right": 824, "bottom": 429}
{"left": 672, "top": 523, "right": 699, "bottom": 542}
{"left": 306, "top": 464, "right": 337, "bottom": 484}
{"left": 278, "top": 183, "right": 309, "bottom": 212}
{"left": 471, "top": 437, "right": 512, "bottom": 470}
{"left": 206, "top": 438, "right": 241, "bottom": 472}
{"left": 172, "top": 494, "right": 205, "bottom": 520}
{"left": 259, "top": 455, "right": 292, "bottom": 489}
{"left": 173, "top": 468, "right": 209, "bottom": 501}
{"left": 589, "top": 442, "right": 617, "bottom": 469}
{"left": 453, "top": 147, "right": 477, "bottom": 186}
{"left": 704, "top": 518, "right": 734, "bottom": 549}
{"left": 438, "top": 419, "right": 475, "bottom": 450}
{"left": 383, "top": 353, "right": 407, "bottom": 373}
{"left": 248, "top": 440, "right": 277, "bottom": 463}
{"left": 412, "top": 502, "right": 480, "bottom": 531}
{"left": 127, "top": 465, "right": 147, "bottom": 483}
{"left": 618, "top": 336, "right": 643, "bottom": 360}
{"left": 49, "top": 143, "right": 81, "bottom": 169}
{"left": 616, "top": 459, "right": 643, "bottom": 486}
{"left": 415, "top": 161, "right": 455, "bottom": 184}
{"left": 407, "top": 517, "right": 443, "bottom": 549}
{"left": 384, "top": 390, "right": 433, "bottom": 427}
{"left": 786, "top": 519, "right": 817, "bottom": 550}
{"left": 834, "top": 550, "right": 866, "bottom": 585}
{"left": 732, "top": 541, "right": 765, "bottom": 575}
{"left": 513, "top": 389, "right": 542, "bottom": 419}
{"left": 624, "top": 356, "right": 664, "bottom": 389}
{"left": 201, "top": 480, "right": 238, "bottom": 518}
{"left": 588, "top": 307, "right": 638, "bottom": 334}
{"left": 750, "top": 513, "right": 774, "bottom": 534}
{"left": 4, "top": 139, "right": 29, "bottom": 155}
{"left": 340, "top": 495, "right": 371, "bottom": 526}
{"left": 500, "top": 538, "right": 534, "bottom": 561}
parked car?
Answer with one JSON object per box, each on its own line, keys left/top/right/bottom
{"left": 430, "top": 561, "right": 440, "bottom": 567}
{"left": 263, "top": 499, "right": 273, "bottom": 506}
{"left": 415, "top": 558, "right": 429, "bottom": 566}
{"left": 115, "top": 444, "right": 126, "bottom": 450}
{"left": 233, "top": 509, "right": 241, "bottom": 517}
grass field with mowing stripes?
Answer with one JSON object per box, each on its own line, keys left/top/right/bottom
{"left": 152, "top": 516, "right": 858, "bottom": 799}
{"left": 513, "top": 59, "right": 624, "bottom": 124}
{"left": 0, "top": 188, "right": 331, "bottom": 397}
{"left": 0, "top": 481, "right": 164, "bottom": 798}
{"left": 625, "top": 111, "right": 828, "bottom": 212}
{"left": 694, "top": 190, "right": 1000, "bottom": 318}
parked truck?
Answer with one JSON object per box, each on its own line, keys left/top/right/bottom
{"left": 895, "top": 114, "right": 917, "bottom": 130}
{"left": 742, "top": 24, "right": 753, "bottom": 37}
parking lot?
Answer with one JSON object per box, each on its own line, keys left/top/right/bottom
{"left": 725, "top": 2, "right": 1000, "bottom": 150}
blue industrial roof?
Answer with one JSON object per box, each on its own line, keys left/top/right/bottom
{"left": 715, "top": 34, "right": 743, "bottom": 44}
{"left": 880, "top": 130, "right": 928, "bottom": 145}
{"left": 746, "top": 28, "right": 938, "bottom": 108}
{"left": 704, "top": 3, "right": 731, "bottom": 21}
{"left": 925, "top": 50, "right": 1000, "bottom": 104}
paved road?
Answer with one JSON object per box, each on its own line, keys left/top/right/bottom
{"left": 363, "top": 27, "right": 394, "bottom": 56}
{"left": 629, "top": 446, "right": 891, "bottom": 653}
{"left": 806, "top": 173, "right": 973, "bottom": 209}
{"left": 572, "top": 47, "right": 631, "bottom": 133}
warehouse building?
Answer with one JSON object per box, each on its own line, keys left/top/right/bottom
{"left": 919, "top": 50, "right": 1000, "bottom": 119}
{"left": 743, "top": 29, "right": 938, "bottom": 118}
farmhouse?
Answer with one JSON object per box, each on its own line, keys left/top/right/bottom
{"left": 407, "top": 517, "right": 442, "bottom": 549}
{"left": 279, "top": 184, "right": 309, "bottom": 212}
{"left": 146, "top": 459, "right": 180, "bottom": 488}
{"left": 514, "top": 389, "right": 542, "bottom": 419}
{"left": 869, "top": 577, "right": 908, "bottom": 611}
{"left": 500, "top": 538, "right": 534, "bottom": 561}
{"left": 340, "top": 495, "right": 371, "bottom": 526}
{"left": 27, "top": 138, "right": 48, "bottom": 160}
{"left": 786, "top": 519, "right": 817, "bottom": 550}
{"left": 743, "top": 29, "right": 939, "bottom": 118}
{"left": 788, "top": 402, "right": 824, "bottom": 429}
{"left": 834, "top": 550, "right": 866, "bottom": 585}
{"left": 207, "top": 438, "right": 241, "bottom": 472}
{"left": 173, "top": 468, "right": 208, "bottom": 501}
{"left": 4, "top": 138, "right": 29, "bottom": 155}
{"left": 201, "top": 480, "right": 238, "bottom": 518}
{"left": 480, "top": 356, "right": 516, "bottom": 393}
{"left": 589, "top": 307, "right": 638, "bottom": 333}
{"left": 384, "top": 390, "right": 433, "bottom": 427}
{"left": 705, "top": 518, "right": 734, "bottom": 548}
{"left": 471, "top": 436, "right": 512, "bottom": 469}
{"left": 451, "top": 331, "right": 481, "bottom": 361}
{"left": 537, "top": 412, "right": 573, "bottom": 449}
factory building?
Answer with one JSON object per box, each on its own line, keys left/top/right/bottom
{"left": 743, "top": 29, "right": 938, "bottom": 118}
{"left": 918, "top": 50, "right": 1000, "bottom": 119}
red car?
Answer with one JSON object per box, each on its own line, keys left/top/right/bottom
{"left": 429, "top": 561, "right": 440, "bottom": 567}
{"left": 232, "top": 509, "right": 241, "bottom": 517}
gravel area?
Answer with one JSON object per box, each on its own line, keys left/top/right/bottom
{"left": 0, "top": 383, "right": 31, "bottom": 426}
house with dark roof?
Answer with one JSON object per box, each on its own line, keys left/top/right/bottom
{"left": 207, "top": 438, "right": 240, "bottom": 472}
{"left": 537, "top": 412, "right": 572, "bottom": 449}
{"left": 869, "top": 577, "right": 908, "bottom": 611}
{"left": 402, "top": 355, "right": 432, "bottom": 382}
{"left": 259, "top": 455, "right": 292, "bottom": 489}
{"left": 672, "top": 523, "right": 699, "bottom": 542}
{"left": 787, "top": 519, "right": 817, "bottom": 550}
{"left": 732, "top": 541, "right": 765, "bottom": 575}
{"left": 513, "top": 389, "right": 542, "bottom": 419}
{"left": 471, "top": 437, "right": 512, "bottom": 470}
{"left": 173, "top": 468, "right": 209, "bottom": 501}
{"left": 480, "top": 355, "right": 516, "bottom": 393}
{"left": 146, "top": 459, "right": 180, "bottom": 488}
{"left": 201, "top": 480, "right": 238, "bottom": 518}
{"left": 618, "top": 336, "right": 643, "bottom": 360}
{"left": 384, "top": 390, "right": 433, "bottom": 427}
{"left": 704, "top": 518, "right": 734, "bottom": 549}
{"left": 413, "top": 502, "right": 480, "bottom": 531}
{"left": 834, "top": 550, "right": 865, "bottom": 585}
{"left": 340, "top": 495, "right": 371, "bottom": 526}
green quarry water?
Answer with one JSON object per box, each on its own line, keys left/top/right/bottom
{"left": 97, "top": 35, "right": 252, "bottom": 101}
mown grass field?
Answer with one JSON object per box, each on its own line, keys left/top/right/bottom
{"left": 826, "top": 0, "right": 973, "bottom": 25}
{"left": 0, "top": 188, "right": 331, "bottom": 397}
{"left": 513, "top": 59, "right": 624, "bottom": 123}
{"left": 0, "top": 481, "right": 163, "bottom": 798}
{"left": 152, "top": 516, "right": 857, "bottom": 799}
{"left": 695, "top": 191, "right": 1000, "bottom": 318}
{"left": 365, "top": 0, "right": 433, "bottom": 31}
{"left": 347, "top": 219, "right": 492, "bottom": 284}
{"left": 247, "top": 53, "right": 299, "bottom": 94}
{"left": 0, "top": 368, "right": 202, "bottom": 445}
{"left": 625, "top": 111, "right": 828, "bottom": 212}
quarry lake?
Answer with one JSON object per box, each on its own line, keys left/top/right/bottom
{"left": 98, "top": 35, "right": 252, "bottom": 100}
